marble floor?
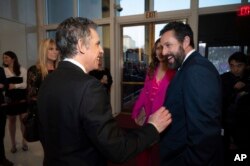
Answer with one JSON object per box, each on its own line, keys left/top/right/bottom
{"left": 4, "top": 119, "right": 43, "bottom": 166}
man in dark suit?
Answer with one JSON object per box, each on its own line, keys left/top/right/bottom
{"left": 37, "top": 17, "right": 172, "bottom": 166}
{"left": 159, "top": 22, "right": 223, "bottom": 165}
{"left": 0, "top": 67, "right": 14, "bottom": 166}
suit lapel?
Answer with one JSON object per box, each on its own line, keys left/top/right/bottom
{"left": 179, "top": 51, "right": 197, "bottom": 71}
{"left": 164, "top": 51, "right": 197, "bottom": 104}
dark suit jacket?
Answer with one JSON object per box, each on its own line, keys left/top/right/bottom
{"left": 37, "top": 61, "right": 159, "bottom": 166}
{"left": 160, "top": 51, "right": 223, "bottom": 166}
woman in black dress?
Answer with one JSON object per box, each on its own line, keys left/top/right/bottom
{"left": 26, "top": 39, "right": 59, "bottom": 143}
{"left": 2, "top": 51, "right": 28, "bottom": 153}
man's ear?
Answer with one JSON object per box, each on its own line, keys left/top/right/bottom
{"left": 77, "top": 39, "right": 86, "bottom": 54}
{"left": 183, "top": 36, "right": 190, "bottom": 49}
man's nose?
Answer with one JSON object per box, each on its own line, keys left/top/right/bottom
{"left": 162, "top": 47, "right": 169, "bottom": 56}
{"left": 100, "top": 46, "right": 104, "bottom": 55}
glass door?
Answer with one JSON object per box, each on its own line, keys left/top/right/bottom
{"left": 121, "top": 22, "right": 168, "bottom": 113}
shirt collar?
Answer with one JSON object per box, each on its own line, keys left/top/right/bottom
{"left": 63, "top": 58, "right": 87, "bottom": 73}
{"left": 183, "top": 49, "right": 195, "bottom": 63}
{"left": 177, "top": 49, "right": 195, "bottom": 71}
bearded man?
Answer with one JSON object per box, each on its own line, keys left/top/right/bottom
{"left": 159, "top": 22, "right": 223, "bottom": 166}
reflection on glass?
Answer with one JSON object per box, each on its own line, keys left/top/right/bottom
{"left": 123, "top": 26, "right": 146, "bottom": 82}
{"left": 47, "top": 30, "right": 56, "bottom": 39}
{"left": 122, "top": 25, "right": 147, "bottom": 113}
{"left": 79, "top": 0, "right": 110, "bottom": 19}
{"left": 198, "top": 42, "right": 206, "bottom": 57}
{"left": 155, "top": 23, "right": 166, "bottom": 41}
{"left": 46, "top": 0, "right": 73, "bottom": 24}
{"left": 123, "top": 48, "right": 148, "bottom": 82}
{"left": 208, "top": 46, "right": 240, "bottom": 74}
{"left": 154, "top": 0, "right": 190, "bottom": 12}
{"left": 116, "top": 0, "right": 144, "bottom": 16}
{"left": 96, "top": 25, "right": 110, "bottom": 69}
{"left": 123, "top": 26, "right": 145, "bottom": 49}
{"left": 199, "top": 0, "right": 240, "bottom": 8}
{"left": 122, "top": 84, "right": 144, "bottom": 113}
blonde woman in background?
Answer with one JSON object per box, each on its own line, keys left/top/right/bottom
{"left": 26, "top": 39, "right": 59, "bottom": 143}
{"left": 27, "top": 38, "right": 59, "bottom": 109}
{"left": 25, "top": 39, "right": 59, "bottom": 143}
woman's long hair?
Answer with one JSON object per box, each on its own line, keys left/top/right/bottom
{"left": 147, "top": 38, "right": 161, "bottom": 79}
{"left": 3, "top": 51, "right": 21, "bottom": 76}
{"left": 36, "top": 38, "right": 59, "bottom": 79}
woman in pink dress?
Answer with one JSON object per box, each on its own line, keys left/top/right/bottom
{"left": 132, "top": 38, "right": 175, "bottom": 166}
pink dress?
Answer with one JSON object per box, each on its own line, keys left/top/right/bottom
{"left": 132, "top": 67, "right": 175, "bottom": 123}
{"left": 131, "top": 67, "right": 175, "bottom": 166}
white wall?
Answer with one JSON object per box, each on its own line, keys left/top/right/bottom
{"left": 0, "top": 0, "right": 37, "bottom": 69}
{"left": 0, "top": 18, "right": 27, "bottom": 68}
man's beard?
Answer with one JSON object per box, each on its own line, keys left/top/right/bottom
{"left": 166, "top": 46, "right": 185, "bottom": 70}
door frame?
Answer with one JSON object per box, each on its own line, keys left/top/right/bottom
{"left": 113, "top": 14, "right": 192, "bottom": 115}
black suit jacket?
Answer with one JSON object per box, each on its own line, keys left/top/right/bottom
{"left": 38, "top": 61, "right": 159, "bottom": 166}
{"left": 160, "top": 51, "right": 223, "bottom": 166}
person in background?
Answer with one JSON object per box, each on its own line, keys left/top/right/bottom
{"left": 2, "top": 51, "right": 28, "bottom": 153}
{"left": 0, "top": 66, "right": 13, "bottom": 166}
{"left": 27, "top": 38, "right": 59, "bottom": 111}
{"left": 160, "top": 21, "right": 223, "bottom": 166}
{"left": 221, "top": 52, "right": 250, "bottom": 161}
{"left": 37, "top": 17, "right": 172, "bottom": 166}
{"left": 103, "top": 67, "right": 113, "bottom": 93}
{"left": 89, "top": 67, "right": 113, "bottom": 95}
{"left": 221, "top": 52, "right": 249, "bottom": 117}
{"left": 131, "top": 38, "right": 175, "bottom": 166}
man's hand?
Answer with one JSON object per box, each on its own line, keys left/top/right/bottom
{"left": 0, "top": 83, "right": 4, "bottom": 89}
{"left": 147, "top": 106, "right": 172, "bottom": 133}
{"left": 234, "top": 81, "right": 245, "bottom": 90}
{"left": 134, "top": 108, "right": 146, "bottom": 126}
{"left": 8, "top": 84, "right": 15, "bottom": 90}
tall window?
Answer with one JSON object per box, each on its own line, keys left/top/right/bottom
{"left": 116, "top": 0, "right": 191, "bottom": 16}
{"left": 154, "top": 0, "right": 190, "bottom": 12}
{"left": 97, "top": 25, "right": 111, "bottom": 69}
{"left": 199, "top": 0, "right": 241, "bottom": 8}
{"left": 79, "top": 0, "right": 110, "bottom": 19}
{"left": 46, "top": 0, "right": 73, "bottom": 24}
{"left": 116, "top": 0, "right": 145, "bottom": 16}
{"left": 207, "top": 46, "right": 240, "bottom": 74}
